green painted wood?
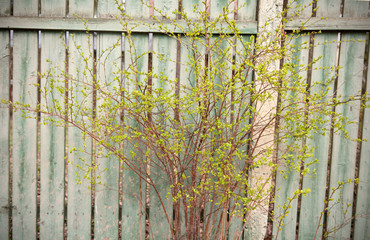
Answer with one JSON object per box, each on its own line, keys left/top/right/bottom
{"left": 94, "top": 32, "right": 121, "bottom": 240}
{"left": 121, "top": 33, "right": 148, "bottom": 240}
{"left": 228, "top": 35, "right": 254, "bottom": 240}
{"left": 97, "top": 0, "right": 121, "bottom": 18}
{"left": 39, "top": 31, "right": 66, "bottom": 240}
{"left": 210, "top": 0, "right": 233, "bottom": 20}
{"left": 0, "top": 30, "right": 10, "bottom": 240}
{"left": 285, "top": 17, "right": 370, "bottom": 31}
{"left": 182, "top": 0, "right": 205, "bottom": 19}
{"left": 287, "top": 0, "right": 313, "bottom": 18}
{"left": 125, "top": 0, "right": 149, "bottom": 17}
{"left": 316, "top": 0, "right": 341, "bottom": 17}
{"left": 354, "top": 41, "right": 370, "bottom": 240}
{"left": 0, "top": 16, "right": 258, "bottom": 34}
{"left": 298, "top": 33, "right": 337, "bottom": 240}
{"left": 12, "top": 30, "right": 38, "bottom": 240}
{"left": 238, "top": 0, "right": 257, "bottom": 21}
{"left": 273, "top": 35, "right": 310, "bottom": 240}
{"left": 13, "top": 0, "right": 38, "bottom": 16}
{"left": 344, "top": 0, "right": 369, "bottom": 18}
{"left": 154, "top": 0, "right": 178, "bottom": 19}
{"left": 41, "top": 0, "right": 66, "bottom": 16}
{"left": 69, "top": 0, "right": 94, "bottom": 17}
{"left": 67, "top": 32, "right": 93, "bottom": 240}
{"left": 328, "top": 33, "right": 366, "bottom": 240}
{"left": 0, "top": 0, "right": 10, "bottom": 15}
{"left": 148, "top": 34, "right": 177, "bottom": 239}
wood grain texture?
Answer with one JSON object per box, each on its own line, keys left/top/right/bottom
{"left": 354, "top": 40, "right": 370, "bottom": 240}
{"left": 316, "top": 0, "right": 341, "bottom": 17}
{"left": 298, "top": 33, "right": 337, "bottom": 240}
{"left": 41, "top": 0, "right": 66, "bottom": 17}
{"left": 39, "top": 31, "right": 66, "bottom": 240}
{"left": 0, "top": 30, "right": 10, "bottom": 240}
{"left": 13, "top": 0, "right": 38, "bottom": 16}
{"left": 148, "top": 34, "right": 177, "bottom": 239}
{"left": 97, "top": 0, "right": 121, "bottom": 18}
{"left": 67, "top": 32, "right": 93, "bottom": 240}
{"left": 343, "top": 0, "right": 369, "bottom": 18}
{"left": 69, "top": 0, "right": 94, "bottom": 17}
{"left": 94, "top": 32, "right": 121, "bottom": 240}
{"left": 0, "top": 0, "right": 10, "bottom": 16}
{"left": 153, "top": 0, "right": 178, "bottom": 19}
{"left": 273, "top": 35, "right": 310, "bottom": 240}
{"left": 12, "top": 30, "right": 38, "bottom": 240}
{"left": 287, "top": 0, "right": 313, "bottom": 18}
{"left": 238, "top": 0, "right": 257, "bottom": 21}
{"left": 121, "top": 33, "right": 148, "bottom": 240}
{"left": 328, "top": 33, "right": 366, "bottom": 240}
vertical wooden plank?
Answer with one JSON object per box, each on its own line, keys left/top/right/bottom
{"left": 328, "top": 33, "right": 366, "bottom": 240}
{"left": 210, "top": 0, "right": 233, "bottom": 20}
{"left": 298, "top": 33, "right": 338, "bottom": 240}
{"left": 0, "top": 30, "right": 10, "bottom": 240}
{"left": 154, "top": 0, "right": 178, "bottom": 18}
{"left": 41, "top": 0, "right": 66, "bottom": 16}
{"left": 238, "top": 0, "right": 257, "bottom": 21}
{"left": 182, "top": 0, "right": 205, "bottom": 18}
{"left": 69, "top": 0, "right": 94, "bottom": 17}
{"left": 39, "top": 1, "right": 66, "bottom": 239}
{"left": 39, "top": 32, "right": 66, "bottom": 240}
{"left": 125, "top": 0, "right": 149, "bottom": 17}
{"left": 316, "top": 0, "right": 341, "bottom": 18}
{"left": 148, "top": 34, "right": 177, "bottom": 239}
{"left": 354, "top": 41, "right": 370, "bottom": 240}
{"left": 121, "top": 33, "right": 148, "bottom": 240}
{"left": 67, "top": 2, "right": 94, "bottom": 239}
{"left": 67, "top": 32, "right": 94, "bottom": 240}
{"left": 94, "top": 32, "right": 121, "bottom": 240}
{"left": 12, "top": 30, "right": 38, "bottom": 240}
{"left": 343, "top": 0, "right": 369, "bottom": 18}
{"left": 97, "top": 0, "right": 121, "bottom": 18}
{"left": 13, "top": 0, "right": 38, "bottom": 16}
{"left": 286, "top": 0, "right": 313, "bottom": 18}
{"left": 0, "top": 0, "right": 10, "bottom": 15}
{"left": 273, "top": 35, "right": 310, "bottom": 240}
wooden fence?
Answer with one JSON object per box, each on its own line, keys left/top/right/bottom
{"left": 0, "top": 0, "right": 369, "bottom": 239}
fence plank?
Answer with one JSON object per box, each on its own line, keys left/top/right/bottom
{"left": 238, "top": 0, "right": 257, "bottom": 21}
{"left": 316, "top": 0, "right": 341, "bottom": 17}
{"left": 154, "top": 0, "right": 178, "bottom": 18}
{"left": 210, "top": 0, "right": 233, "bottom": 20}
{"left": 298, "top": 33, "right": 337, "bottom": 240}
{"left": 121, "top": 33, "right": 148, "bottom": 240}
{"left": 69, "top": 0, "right": 94, "bottom": 17}
{"left": 273, "top": 34, "right": 310, "bottom": 240}
{"left": 147, "top": 34, "right": 177, "bottom": 239}
{"left": 0, "top": 0, "right": 10, "bottom": 16}
{"left": 94, "top": 32, "right": 121, "bottom": 240}
{"left": 39, "top": 32, "right": 66, "bottom": 240}
{"left": 97, "top": 0, "right": 121, "bottom": 18}
{"left": 287, "top": 0, "right": 313, "bottom": 18}
{"left": 14, "top": 0, "right": 38, "bottom": 16}
{"left": 343, "top": 0, "right": 369, "bottom": 18}
{"left": 0, "top": 30, "right": 10, "bottom": 240}
{"left": 41, "top": 0, "right": 66, "bottom": 16}
{"left": 354, "top": 41, "right": 370, "bottom": 240}
{"left": 328, "top": 33, "right": 366, "bottom": 240}
{"left": 12, "top": 30, "right": 38, "bottom": 240}
{"left": 67, "top": 32, "right": 94, "bottom": 240}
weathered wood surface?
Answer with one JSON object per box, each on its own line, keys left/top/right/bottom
{"left": 12, "top": 30, "right": 38, "bottom": 240}
{"left": 273, "top": 34, "right": 310, "bottom": 240}
{"left": 94, "top": 32, "right": 121, "bottom": 240}
{"left": 39, "top": 32, "right": 66, "bottom": 240}
{"left": 67, "top": 32, "right": 94, "bottom": 240}
{"left": 0, "top": 0, "right": 10, "bottom": 16}
{"left": 298, "top": 33, "right": 337, "bottom": 240}
{"left": 354, "top": 39, "right": 370, "bottom": 240}
{"left": 0, "top": 30, "right": 10, "bottom": 240}
{"left": 285, "top": 18, "right": 370, "bottom": 31}
{"left": 39, "top": 1, "right": 67, "bottom": 239}
{"left": 328, "top": 32, "right": 366, "bottom": 240}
